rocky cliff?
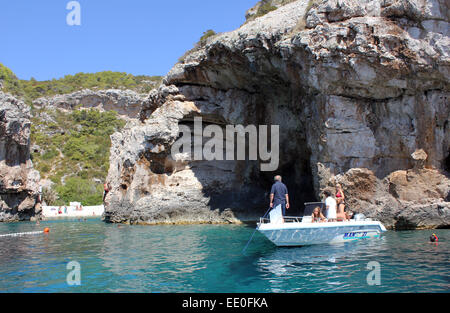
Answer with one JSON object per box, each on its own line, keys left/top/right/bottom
{"left": 245, "top": 0, "right": 297, "bottom": 21}
{"left": 33, "top": 89, "right": 150, "bottom": 120}
{"left": 104, "top": 0, "right": 449, "bottom": 229}
{"left": 0, "top": 92, "right": 40, "bottom": 222}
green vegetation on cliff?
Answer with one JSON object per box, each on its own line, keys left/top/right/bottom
{"left": 2, "top": 63, "right": 154, "bottom": 206}
{"left": 20, "top": 71, "right": 161, "bottom": 101}
{"left": 179, "top": 29, "right": 218, "bottom": 63}
{"left": 245, "top": 0, "right": 297, "bottom": 22}
{"left": 0, "top": 63, "right": 23, "bottom": 96}
{"left": 1, "top": 63, "right": 162, "bottom": 103}
{"left": 31, "top": 108, "right": 125, "bottom": 206}
{"left": 199, "top": 29, "right": 217, "bottom": 44}
{"left": 255, "top": 1, "right": 278, "bottom": 18}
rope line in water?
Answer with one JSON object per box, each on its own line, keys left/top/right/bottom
{"left": 0, "top": 230, "right": 48, "bottom": 238}
{"left": 242, "top": 207, "right": 272, "bottom": 254}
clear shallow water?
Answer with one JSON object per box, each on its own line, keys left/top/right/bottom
{"left": 0, "top": 218, "right": 448, "bottom": 293}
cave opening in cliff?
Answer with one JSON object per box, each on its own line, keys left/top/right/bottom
{"left": 444, "top": 150, "right": 450, "bottom": 173}
{"left": 259, "top": 151, "right": 317, "bottom": 217}
{"left": 174, "top": 114, "right": 317, "bottom": 217}
{"left": 251, "top": 83, "right": 318, "bottom": 217}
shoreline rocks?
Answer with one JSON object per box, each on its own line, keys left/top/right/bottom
{"left": 0, "top": 92, "right": 40, "bottom": 222}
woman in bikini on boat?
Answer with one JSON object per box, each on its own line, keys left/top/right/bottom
{"left": 335, "top": 184, "right": 347, "bottom": 221}
{"left": 311, "top": 206, "right": 326, "bottom": 223}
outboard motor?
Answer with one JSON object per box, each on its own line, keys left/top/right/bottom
{"left": 353, "top": 213, "right": 366, "bottom": 221}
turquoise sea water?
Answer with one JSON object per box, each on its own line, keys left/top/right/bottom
{"left": 0, "top": 218, "right": 448, "bottom": 293}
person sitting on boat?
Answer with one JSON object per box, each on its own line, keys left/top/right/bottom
{"left": 335, "top": 184, "right": 348, "bottom": 221}
{"left": 269, "top": 175, "right": 290, "bottom": 219}
{"left": 324, "top": 190, "right": 337, "bottom": 222}
{"left": 311, "top": 206, "right": 326, "bottom": 223}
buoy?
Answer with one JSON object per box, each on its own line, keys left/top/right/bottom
{"left": 44, "top": 227, "right": 50, "bottom": 233}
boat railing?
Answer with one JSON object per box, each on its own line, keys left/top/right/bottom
{"left": 259, "top": 216, "right": 303, "bottom": 224}
{"left": 259, "top": 202, "right": 326, "bottom": 224}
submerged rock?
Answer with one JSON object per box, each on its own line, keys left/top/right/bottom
{"left": 104, "top": 0, "right": 449, "bottom": 228}
{"left": 0, "top": 92, "right": 40, "bottom": 222}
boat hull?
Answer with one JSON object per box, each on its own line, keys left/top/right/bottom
{"left": 257, "top": 221, "right": 387, "bottom": 247}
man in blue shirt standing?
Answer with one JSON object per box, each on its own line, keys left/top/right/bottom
{"left": 270, "top": 175, "right": 290, "bottom": 217}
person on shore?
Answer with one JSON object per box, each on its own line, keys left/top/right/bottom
{"left": 324, "top": 190, "right": 337, "bottom": 222}
{"left": 269, "top": 175, "right": 290, "bottom": 221}
{"left": 38, "top": 185, "right": 43, "bottom": 204}
{"left": 103, "top": 182, "right": 111, "bottom": 202}
{"left": 311, "top": 206, "right": 326, "bottom": 223}
{"left": 58, "top": 206, "right": 62, "bottom": 215}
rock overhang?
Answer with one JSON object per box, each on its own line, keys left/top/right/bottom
{"left": 104, "top": 0, "right": 449, "bottom": 228}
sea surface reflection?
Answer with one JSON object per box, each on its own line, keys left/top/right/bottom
{"left": 0, "top": 219, "right": 448, "bottom": 293}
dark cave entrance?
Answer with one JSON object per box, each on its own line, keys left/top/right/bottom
{"left": 254, "top": 86, "right": 318, "bottom": 217}
{"left": 171, "top": 57, "right": 320, "bottom": 219}
{"left": 259, "top": 149, "right": 317, "bottom": 217}
{"left": 174, "top": 116, "right": 318, "bottom": 218}
{"left": 444, "top": 149, "right": 450, "bottom": 173}
{"left": 261, "top": 160, "right": 317, "bottom": 216}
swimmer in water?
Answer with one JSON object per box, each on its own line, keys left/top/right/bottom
{"left": 430, "top": 233, "right": 438, "bottom": 242}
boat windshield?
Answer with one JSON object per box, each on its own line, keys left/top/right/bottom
{"left": 259, "top": 202, "right": 326, "bottom": 224}
{"left": 303, "top": 202, "right": 325, "bottom": 216}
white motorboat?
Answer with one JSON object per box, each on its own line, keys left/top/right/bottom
{"left": 257, "top": 202, "right": 387, "bottom": 247}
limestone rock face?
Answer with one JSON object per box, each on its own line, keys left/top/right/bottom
{"left": 0, "top": 92, "right": 40, "bottom": 222}
{"left": 105, "top": 0, "right": 449, "bottom": 228}
{"left": 327, "top": 167, "right": 449, "bottom": 229}
{"left": 245, "top": 0, "right": 297, "bottom": 21}
{"left": 33, "top": 89, "right": 150, "bottom": 120}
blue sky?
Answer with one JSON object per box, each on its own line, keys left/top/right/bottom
{"left": 0, "top": 0, "right": 257, "bottom": 80}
